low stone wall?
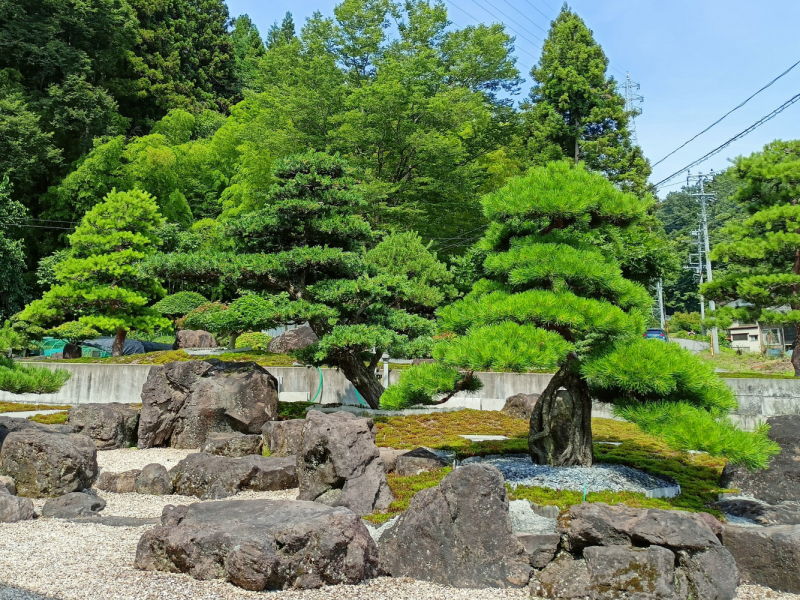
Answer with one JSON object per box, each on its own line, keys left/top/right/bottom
{"left": 2, "top": 362, "right": 799, "bottom": 430}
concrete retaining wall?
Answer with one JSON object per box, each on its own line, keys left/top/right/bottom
{"left": 2, "top": 362, "right": 799, "bottom": 430}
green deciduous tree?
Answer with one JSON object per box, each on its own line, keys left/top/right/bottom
{"left": 46, "top": 321, "right": 100, "bottom": 358}
{"left": 703, "top": 140, "right": 800, "bottom": 375}
{"left": 0, "top": 176, "right": 29, "bottom": 321}
{"left": 519, "top": 6, "right": 650, "bottom": 195}
{"left": 19, "top": 189, "right": 170, "bottom": 356}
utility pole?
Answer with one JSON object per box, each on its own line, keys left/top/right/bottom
{"left": 623, "top": 73, "right": 644, "bottom": 144}
{"left": 656, "top": 279, "right": 666, "bottom": 329}
{"left": 687, "top": 171, "right": 720, "bottom": 355}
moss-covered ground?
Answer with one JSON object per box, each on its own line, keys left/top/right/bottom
{"left": 54, "top": 349, "right": 296, "bottom": 367}
{"left": 0, "top": 401, "right": 71, "bottom": 413}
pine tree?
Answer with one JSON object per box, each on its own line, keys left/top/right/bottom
{"left": 703, "top": 140, "right": 800, "bottom": 375}
{"left": 144, "top": 152, "right": 443, "bottom": 408}
{"left": 19, "top": 189, "right": 169, "bottom": 356}
{"left": 520, "top": 5, "right": 650, "bottom": 195}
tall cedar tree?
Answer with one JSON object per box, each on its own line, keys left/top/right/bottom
{"left": 383, "top": 162, "right": 652, "bottom": 465}
{"left": 703, "top": 140, "right": 800, "bottom": 375}
{"left": 521, "top": 6, "right": 651, "bottom": 196}
{"left": 143, "top": 152, "right": 442, "bottom": 408}
{"left": 19, "top": 189, "right": 169, "bottom": 356}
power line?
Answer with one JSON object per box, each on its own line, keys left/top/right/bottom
{"left": 652, "top": 58, "right": 800, "bottom": 169}
{"left": 462, "top": 0, "right": 544, "bottom": 46}
{"left": 0, "top": 222, "right": 75, "bottom": 230}
{"left": 521, "top": 0, "right": 554, "bottom": 22}
{"left": 654, "top": 91, "right": 800, "bottom": 189}
{"left": 497, "top": 0, "right": 549, "bottom": 34}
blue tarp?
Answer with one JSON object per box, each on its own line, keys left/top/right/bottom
{"left": 83, "top": 338, "right": 173, "bottom": 356}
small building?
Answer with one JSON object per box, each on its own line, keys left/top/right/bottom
{"left": 726, "top": 321, "right": 795, "bottom": 354}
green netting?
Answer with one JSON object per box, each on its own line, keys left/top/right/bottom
{"left": 36, "top": 337, "right": 111, "bottom": 358}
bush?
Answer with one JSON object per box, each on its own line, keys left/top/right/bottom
{"left": 615, "top": 402, "right": 780, "bottom": 471}
{"left": 584, "top": 338, "right": 737, "bottom": 412}
{"left": 0, "top": 357, "right": 72, "bottom": 394}
{"left": 669, "top": 312, "right": 702, "bottom": 333}
{"left": 236, "top": 332, "right": 272, "bottom": 351}
{"left": 379, "top": 362, "right": 483, "bottom": 410}
{"left": 153, "top": 292, "right": 208, "bottom": 318}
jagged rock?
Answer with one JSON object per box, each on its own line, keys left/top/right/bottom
{"left": 515, "top": 532, "right": 560, "bottom": 568}
{"left": 0, "top": 492, "right": 34, "bottom": 522}
{"left": 135, "top": 499, "right": 379, "bottom": 590}
{"left": 0, "top": 430, "right": 98, "bottom": 497}
{"left": 173, "top": 329, "right": 217, "bottom": 349}
{"left": 170, "top": 453, "right": 297, "bottom": 499}
{"left": 0, "top": 416, "right": 75, "bottom": 452}
{"left": 717, "top": 498, "right": 800, "bottom": 526}
{"left": 501, "top": 393, "right": 540, "bottom": 420}
{"left": 0, "top": 475, "right": 16, "bottom": 495}
{"left": 297, "top": 411, "right": 392, "bottom": 516}
{"left": 584, "top": 545, "right": 676, "bottom": 600}
{"left": 135, "top": 464, "right": 172, "bottom": 495}
{"left": 138, "top": 359, "right": 278, "bottom": 449}
{"left": 266, "top": 326, "right": 318, "bottom": 354}
{"left": 67, "top": 403, "right": 140, "bottom": 450}
{"left": 378, "top": 448, "right": 407, "bottom": 473}
{"left": 530, "top": 555, "right": 591, "bottom": 599}
{"left": 68, "top": 516, "right": 159, "bottom": 527}
{"left": 202, "top": 432, "right": 263, "bottom": 457}
{"left": 720, "top": 415, "right": 800, "bottom": 504}
{"left": 678, "top": 545, "right": 739, "bottom": 600}
{"left": 721, "top": 524, "right": 800, "bottom": 593}
{"left": 261, "top": 419, "right": 305, "bottom": 457}
{"left": 395, "top": 447, "right": 448, "bottom": 476}
{"left": 565, "top": 502, "right": 720, "bottom": 552}
{"left": 378, "top": 464, "right": 532, "bottom": 588}
{"left": 96, "top": 469, "right": 141, "bottom": 493}
{"left": 42, "top": 492, "right": 106, "bottom": 518}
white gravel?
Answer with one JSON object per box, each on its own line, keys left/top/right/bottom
{"left": 508, "top": 500, "right": 557, "bottom": 534}
{"left": 97, "top": 447, "right": 196, "bottom": 473}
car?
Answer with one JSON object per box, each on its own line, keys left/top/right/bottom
{"left": 644, "top": 328, "right": 668, "bottom": 341}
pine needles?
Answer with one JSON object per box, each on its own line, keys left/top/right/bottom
{"left": 0, "top": 357, "right": 72, "bottom": 394}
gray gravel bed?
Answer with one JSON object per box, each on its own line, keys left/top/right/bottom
{"left": 463, "top": 455, "right": 675, "bottom": 495}
{"left": 508, "top": 500, "right": 556, "bottom": 534}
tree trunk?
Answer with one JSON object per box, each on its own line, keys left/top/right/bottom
{"left": 529, "top": 363, "right": 593, "bottom": 467}
{"left": 229, "top": 332, "right": 239, "bottom": 351}
{"left": 62, "top": 343, "right": 82, "bottom": 359}
{"left": 338, "top": 352, "right": 384, "bottom": 410}
{"left": 793, "top": 324, "right": 800, "bottom": 377}
{"left": 112, "top": 328, "right": 127, "bottom": 357}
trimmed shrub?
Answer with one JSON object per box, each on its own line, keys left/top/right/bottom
{"left": 0, "top": 357, "right": 72, "bottom": 394}
{"left": 236, "top": 332, "right": 272, "bottom": 351}
{"left": 380, "top": 362, "right": 483, "bottom": 410}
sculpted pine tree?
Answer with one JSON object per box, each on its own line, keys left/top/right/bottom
{"left": 384, "top": 162, "right": 651, "bottom": 466}
{"left": 19, "top": 189, "right": 169, "bottom": 356}
{"left": 703, "top": 140, "right": 800, "bottom": 375}
{"left": 521, "top": 6, "right": 650, "bottom": 195}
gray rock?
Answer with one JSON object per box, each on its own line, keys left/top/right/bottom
{"left": 135, "top": 499, "right": 378, "bottom": 590}
{"left": 502, "top": 393, "right": 540, "bottom": 420}
{"left": 509, "top": 500, "right": 557, "bottom": 535}
{"left": 717, "top": 498, "right": 800, "bottom": 526}
{"left": 138, "top": 359, "right": 279, "bottom": 449}
{"left": 566, "top": 502, "right": 719, "bottom": 552}
{"left": 67, "top": 403, "right": 140, "bottom": 450}
{"left": 261, "top": 419, "right": 305, "bottom": 457}
{"left": 297, "top": 410, "right": 392, "bottom": 516}
{"left": 379, "top": 464, "right": 532, "bottom": 588}
{"left": 202, "top": 432, "right": 263, "bottom": 457}
{"left": 170, "top": 452, "right": 297, "bottom": 499}
{"left": 363, "top": 515, "right": 400, "bottom": 544}
{"left": 515, "top": 532, "right": 560, "bottom": 568}
{"left": 0, "top": 430, "right": 98, "bottom": 497}
{"left": 530, "top": 555, "right": 591, "bottom": 599}
{"left": 266, "top": 326, "right": 318, "bottom": 354}
{"left": 721, "top": 524, "right": 800, "bottom": 593}
{"left": 584, "top": 545, "right": 676, "bottom": 600}
{"left": 678, "top": 546, "right": 738, "bottom": 600}
{"left": 0, "top": 475, "right": 16, "bottom": 495}
{"left": 720, "top": 415, "right": 800, "bottom": 504}
{"left": 135, "top": 464, "right": 172, "bottom": 495}
{"left": 173, "top": 329, "right": 217, "bottom": 350}
{"left": 0, "top": 416, "right": 75, "bottom": 452}
{"left": 42, "top": 492, "right": 106, "bottom": 518}
{"left": 96, "top": 469, "right": 141, "bottom": 493}
{"left": 0, "top": 493, "right": 34, "bottom": 522}
{"left": 395, "top": 447, "right": 448, "bottom": 476}
{"left": 378, "top": 448, "right": 407, "bottom": 473}
{"left": 68, "top": 516, "right": 160, "bottom": 527}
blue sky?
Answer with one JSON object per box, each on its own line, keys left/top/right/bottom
{"left": 226, "top": 0, "right": 800, "bottom": 195}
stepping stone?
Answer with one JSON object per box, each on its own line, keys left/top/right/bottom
{"left": 459, "top": 435, "right": 509, "bottom": 442}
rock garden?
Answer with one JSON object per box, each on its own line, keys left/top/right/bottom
{"left": 0, "top": 358, "right": 798, "bottom": 600}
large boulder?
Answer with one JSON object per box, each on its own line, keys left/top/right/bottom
{"left": 378, "top": 448, "right": 407, "bottom": 473}
{"left": 0, "top": 430, "right": 98, "bottom": 497}
{"left": 721, "top": 524, "right": 800, "bottom": 593}
{"left": 0, "top": 416, "right": 75, "bottom": 451}
{"left": 720, "top": 415, "right": 800, "bottom": 504}
{"left": 502, "top": 393, "right": 540, "bottom": 420}
{"left": 138, "top": 359, "right": 279, "bottom": 449}
{"left": 266, "top": 326, "right": 318, "bottom": 354}
{"left": 394, "top": 447, "right": 448, "bottom": 476}
{"left": 584, "top": 545, "right": 676, "bottom": 600}
{"left": 67, "top": 403, "right": 140, "bottom": 450}
{"left": 173, "top": 329, "right": 217, "bottom": 350}
{"left": 202, "top": 432, "right": 263, "bottom": 457}
{"left": 170, "top": 452, "right": 297, "bottom": 499}
{"left": 297, "top": 410, "right": 392, "bottom": 516}
{"left": 717, "top": 498, "right": 800, "bottom": 526}
{"left": 96, "top": 469, "right": 140, "bottom": 493}
{"left": 135, "top": 464, "right": 173, "bottom": 495}
{"left": 135, "top": 499, "right": 379, "bottom": 590}
{"left": 261, "top": 419, "right": 305, "bottom": 457}
{"left": 0, "top": 486, "right": 34, "bottom": 523}
{"left": 378, "top": 464, "right": 533, "bottom": 588}
{"left": 42, "top": 492, "right": 106, "bottom": 518}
